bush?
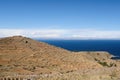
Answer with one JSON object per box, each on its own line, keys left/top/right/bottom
{"left": 98, "top": 61, "right": 109, "bottom": 67}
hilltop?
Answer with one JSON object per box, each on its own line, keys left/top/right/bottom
{"left": 0, "top": 36, "right": 120, "bottom": 80}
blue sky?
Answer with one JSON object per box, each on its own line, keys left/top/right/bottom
{"left": 0, "top": 0, "right": 120, "bottom": 39}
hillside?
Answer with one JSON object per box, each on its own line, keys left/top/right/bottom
{"left": 0, "top": 36, "right": 120, "bottom": 80}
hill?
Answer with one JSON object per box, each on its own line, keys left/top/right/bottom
{"left": 0, "top": 36, "right": 120, "bottom": 80}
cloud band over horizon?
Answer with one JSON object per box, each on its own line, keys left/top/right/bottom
{"left": 0, "top": 29, "right": 120, "bottom": 40}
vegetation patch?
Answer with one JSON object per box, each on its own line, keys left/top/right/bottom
{"left": 98, "top": 61, "right": 109, "bottom": 67}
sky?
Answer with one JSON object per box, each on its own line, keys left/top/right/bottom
{"left": 0, "top": 0, "right": 120, "bottom": 39}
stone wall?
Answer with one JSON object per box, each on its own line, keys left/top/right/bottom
{"left": 0, "top": 75, "right": 37, "bottom": 80}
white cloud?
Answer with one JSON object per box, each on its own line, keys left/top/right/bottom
{"left": 0, "top": 29, "right": 24, "bottom": 37}
{"left": 0, "top": 29, "right": 120, "bottom": 39}
{"left": 71, "top": 30, "right": 120, "bottom": 39}
{"left": 0, "top": 29, "right": 65, "bottom": 39}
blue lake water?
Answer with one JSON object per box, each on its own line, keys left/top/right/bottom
{"left": 37, "top": 40, "right": 120, "bottom": 56}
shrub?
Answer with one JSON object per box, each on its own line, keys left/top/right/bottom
{"left": 98, "top": 61, "right": 109, "bottom": 67}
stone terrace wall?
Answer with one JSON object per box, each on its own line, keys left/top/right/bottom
{"left": 0, "top": 75, "right": 38, "bottom": 80}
